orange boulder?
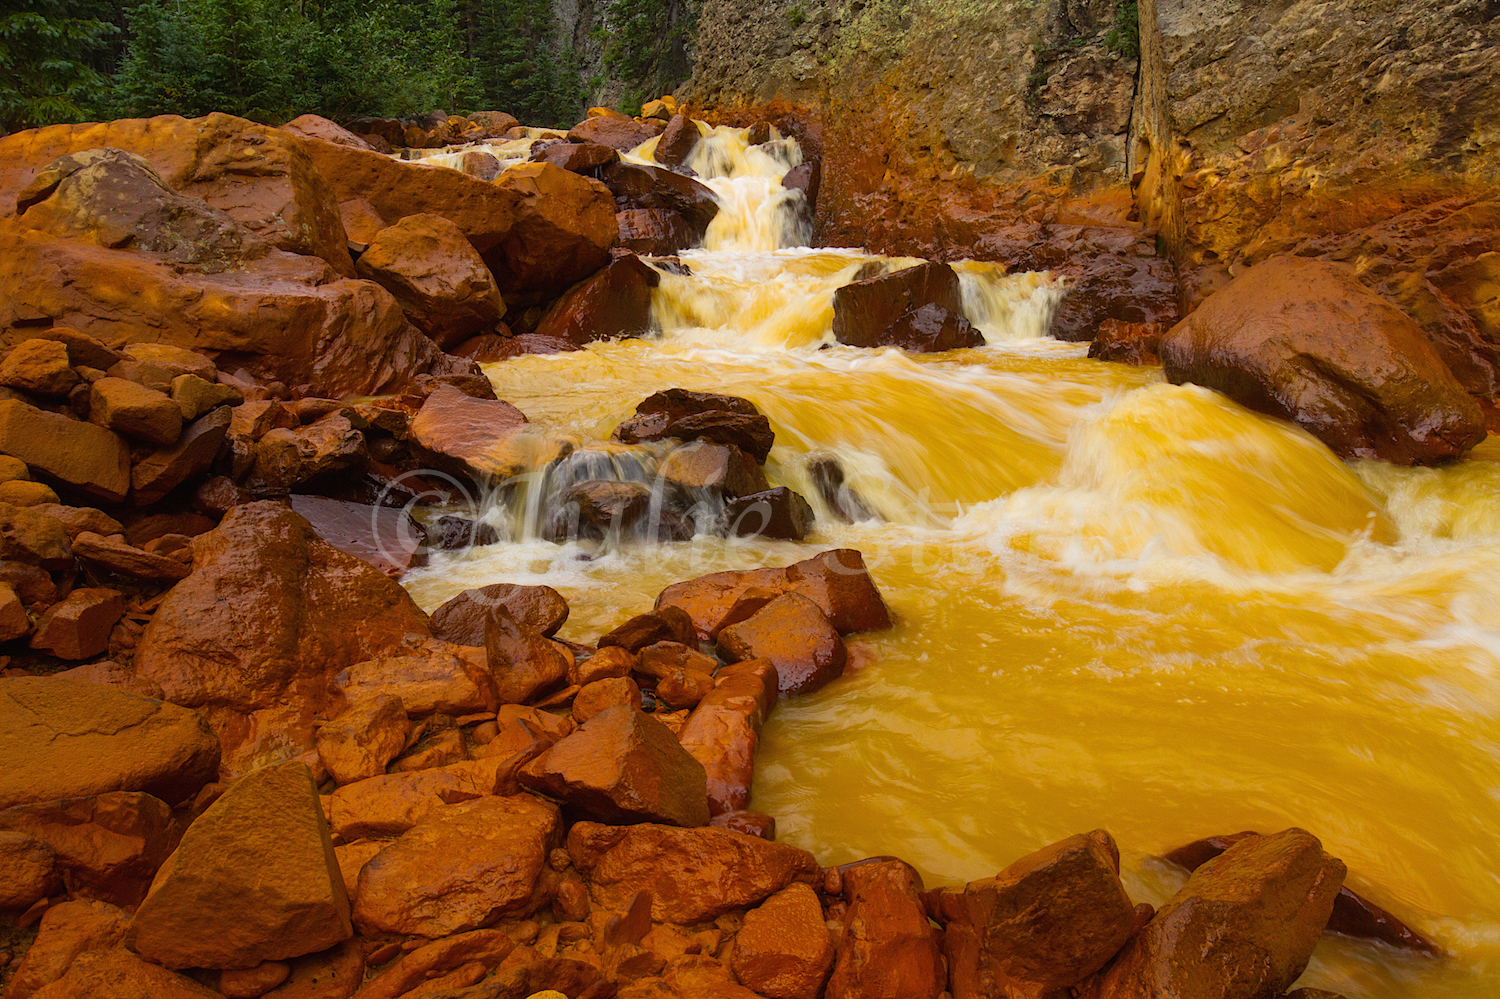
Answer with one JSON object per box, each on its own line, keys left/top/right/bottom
{"left": 826, "top": 860, "right": 944, "bottom": 999}
{"left": 718, "top": 592, "right": 847, "bottom": 696}
{"left": 431, "top": 582, "right": 570, "bottom": 644}
{"left": 677, "top": 658, "right": 779, "bottom": 815}
{"left": 489, "top": 163, "right": 617, "bottom": 305}
{"left": 315, "top": 695, "right": 410, "bottom": 785}
{"left": 3, "top": 898, "right": 131, "bottom": 999}
{"left": 355, "top": 213, "right": 504, "bottom": 350}
{"left": 832, "top": 262, "right": 965, "bottom": 348}
{"left": 533, "top": 252, "right": 660, "bottom": 345}
{"left": 26, "top": 948, "right": 221, "bottom": 999}
{"left": 731, "top": 882, "right": 834, "bottom": 999}
{"left": 486, "top": 607, "right": 571, "bottom": 705}
{"left": 0, "top": 791, "right": 178, "bottom": 906}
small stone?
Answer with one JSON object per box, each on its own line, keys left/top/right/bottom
{"left": 170, "top": 373, "right": 241, "bottom": 421}
{"left": 655, "top": 668, "right": 715, "bottom": 710}
{"left": 218, "top": 961, "right": 291, "bottom": 999}
{"left": 636, "top": 640, "right": 718, "bottom": 679}
{"left": 121, "top": 343, "right": 217, "bottom": 385}
{"left": 0, "top": 340, "right": 79, "bottom": 397}
{"left": 29, "top": 588, "right": 125, "bottom": 660}
{"left": 390, "top": 728, "right": 468, "bottom": 772}
{"left": 718, "top": 593, "right": 847, "bottom": 695}
{"left": 335, "top": 639, "right": 495, "bottom": 716}
{"left": 30, "top": 503, "right": 122, "bottom": 538}
{"left": 573, "top": 676, "right": 642, "bottom": 723}
{"left": 598, "top": 606, "right": 697, "bottom": 653}
{"left": 711, "top": 810, "right": 777, "bottom": 839}
{"left": 89, "top": 377, "right": 182, "bottom": 445}
{"left": 0, "top": 455, "right": 28, "bottom": 482}
{"left": 679, "top": 659, "right": 779, "bottom": 816}
{"left": 572, "top": 646, "right": 636, "bottom": 686}
{"left": 732, "top": 883, "right": 834, "bottom": 999}
{"left": 0, "top": 830, "right": 58, "bottom": 909}
{"left": 316, "top": 695, "right": 410, "bottom": 785}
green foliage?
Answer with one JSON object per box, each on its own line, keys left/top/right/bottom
{"left": 787, "top": 3, "right": 806, "bottom": 28}
{"left": 598, "top": 0, "right": 697, "bottom": 101}
{"left": 1105, "top": 0, "right": 1139, "bottom": 59}
{"left": 0, "top": 0, "right": 118, "bottom": 130}
{"left": 468, "top": 0, "right": 585, "bottom": 128}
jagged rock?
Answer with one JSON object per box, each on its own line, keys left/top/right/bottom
{"left": 131, "top": 405, "right": 232, "bottom": 506}
{"left": 489, "top": 163, "right": 618, "bottom": 305}
{"left": 335, "top": 638, "right": 495, "bottom": 716}
{"left": 30, "top": 587, "right": 126, "bottom": 659}
{"left": 732, "top": 883, "right": 835, "bottom": 999}
{"left": 533, "top": 252, "right": 660, "bottom": 345}
{"left": 0, "top": 830, "right": 57, "bottom": 909}
{"left": 568, "top": 116, "right": 662, "bottom": 152}
{"left": 130, "top": 762, "right": 350, "bottom": 970}
{"left": 352, "top": 794, "right": 561, "bottom": 937}
{"left": 573, "top": 676, "right": 643, "bottom": 723}
{"left": 0, "top": 501, "right": 72, "bottom": 569}
{"left": 1161, "top": 257, "right": 1487, "bottom": 464}
{"left": 599, "top": 606, "right": 697, "bottom": 653}
{"left": 520, "top": 706, "right": 710, "bottom": 826}
{"left": 827, "top": 860, "right": 944, "bottom": 999}
{"left": 431, "top": 583, "right": 570, "bottom": 645}
{"left": 678, "top": 658, "right": 779, "bottom": 816}
{"left": 567, "top": 821, "right": 821, "bottom": 923}
{"left": 618, "top": 208, "right": 697, "bottom": 255}
{"left": 0, "top": 791, "right": 177, "bottom": 907}
{"left": 485, "top": 607, "right": 571, "bottom": 705}
{"left": 602, "top": 163, "right": 720, "bottom": 241}
{"left": 71, "top": 531, "right": 191, "bottom": 581}
{"left": 833, "top": 262, "right": 966, "bottom": 348}
{"left": 0, "top": 398, "right": 130, "bottom": 502}
{"left": 3, "top": 898, "right": 132, "bottom": 999}
{"left": 535, "top": 140, "right": 620, "bottom": 174}
{"left": 723, "top": 487, "right": 815, "bottom": 540}
{"left": 0, "top": 677, "right": 219, "bottom": 811}
{"left": 712, "top": 810, "right": 778, "bottom": 839}
{"left": 613, "top": 388, "right": 775, "bottom": 462}
{"left": 573, "top": 646, "right": 637, "bottom": 687}
{"left": 316, "top": 694, "right": 410, "bottom": 785}
{"left": 1093, "top": 829, "right": 1345, "bottom": 999}
{"left": 288, "top": 495, "right": 427, "bottom": 577}
{"left": 24, "top": 947, "right": 221, "bottom": 999}
{"left": 1, "top": 339, "right": 78, "bottom": 396}
{"left": 355, "top": 213, "right": 504, "bottom": 350}
{"left": 719, "top": 593, "right": 848, "bottom": 696}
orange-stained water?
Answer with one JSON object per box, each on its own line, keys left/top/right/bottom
{"left": 402, "top": 125, "right": 1500, "bottom": 996}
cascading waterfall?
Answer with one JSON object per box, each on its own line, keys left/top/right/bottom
{"left": 402, "top": 120, "right": 1500, "bottom": 998}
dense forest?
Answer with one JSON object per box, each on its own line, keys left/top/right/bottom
{"left": 0, "top": 0, "right": 698, "bottom": 132}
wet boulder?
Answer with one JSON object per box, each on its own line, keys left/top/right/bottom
{"left": 352, "top": 794, "right": 561, "bottom": 938}
{"left": 598, "top": 606, "right": 698, "bottom": 653}
{"left": 288, "top": 495, "right": 427, "bottom": 577}
{"left": 723, "top": 486, "right": 815, "bottom": 540}
{"left": 881, "top": 303, "right": 985, "bottom": 352}
{"left": 0, "top": 678, "right": 219, "bottom": 810}
{"left": 658, "top": 441, "right": 769, "bottom": 498}
{"left": 327, "top": 761, "right": 499, "bottom": 841}
{"left": 783, "top": 160, "right": 821, "bottom": 214}
{"left": 613, "top": 388, "right": 775, "bottom": 462}
{"left": 3, "top": 898, "right": 132, "bottom": 999}
{"left": 407, "top": 384, "right": 536, "bottom": 481}
{"left": 567, "top": 820, "right": 821, "bottom": 923}
{"left": 534, "top": 140, "right": 620, "bottom": 175}
{"left": 485, "top": 606, "right": 571, "bottom": 704}
{"left": 928, "top": 830, "right": 1140, "bottom": 998}
{"left": 1088, "top": 318, "right": 1166, "bottom": 365}
{"left": 253, "top": 412, "right": 367, "bottom": 491}
{"left": 533, "top": 252, "right": 660, "bottom": 346}
{"left": 618, "top": 208, "right": 696, "bottom": 256}
{"left": 316, "top": 694, "right": 410, "bottom": 785}
{"left": 827, "top": 859, "right": 945, "bottom": 999}
{"left": 0, "top": 398, "right": 130, "bottom": 503}
{"left": 519, "top": 705, "right": 710, "bottom": 827}
{"left": 568, "top": 116, "right": 661, "bottom": 152}
{"left": 490, "top": 163, "right": 617, "bottom": 305}
{"left": 1094, "top": 828, "right": 1345, "bottom": 999}
{"left": 573, "top": 676, "right": 643, "bottom": 722}
{"left": 678, "top": 658, "right": 779, "bottom": 815}
{"left": 1160, "top": 257, "right": 1487, "bottom": 464}
{"left": 279, "top": 113, "right": 375, "bottom": 150}
{"left": 335, "top": 638, "right": 495, "bottom": 716}
{"left": 832, "top": 262, "right": 967, "bottom": 348}
{"left": 131, "top": 406, "right": 232, "bottom": 505}
{"left": 29, "top": 587, "right": 125, "bottom": 659}
{"left": 718, "top": 593, "right": 848, "bottom": 696}
{"left": 602, "top": 163, "right": 720, "bottom": 242}
{"left": 732, "top": 882, "right": 835, "bottom": 999}
{"left": 355, "top": 213, "right": 505, "bottom": 350}
{"left": 655, "top": 115, "right": 701, "bottom": 169}
{"left": 432, "top": 582, "right": 570, "bottom": 644}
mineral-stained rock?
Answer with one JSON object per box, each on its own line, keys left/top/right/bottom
{"left": 131, "top": 761, "right": 351, "bottom": 970}
{"left": 0, "top": 830, "right": 57, "bottom": 909}
{"left": 573, "top": 676, "right": 643, "bottom": 723}
{"left": 0, "top": 501, "right": 73, "bottom": 569}
{"left": 613, "top": 389, "right": 775, "bottom": 463}
{"left": 119, "top": 342, "right": 216, "bottom": 384}
{"left": 253, "top": 413, "right": 367, "bottom": 490}
{"left": 598, "top": 606, "right": 698, "bottom": 653}
{"left": 218, "top": 962, "right": 290, "bottom": 998}
{"left": 0, "top": 398, "right": 130, "bottom": 503}
{"left": 133, "top": 502, "right": 430, "bottom": 776}
{"left": 352, "top": 930, "right": 515, "bottom": 999}
{"left": 1093, "top": 828, "right": 1345, "bottom": 999}
{"left": 658, "top": 441, "right": 768, "bottom": 497}
{"left": 657, "top": 548, "right": 892, "bottom": 640}
{"left": 723, "top": 486, "right": 815, "bottom": 540}
{"left": 131, "top": 406, "right": 233, "bottom": 505}
{"left": 489, "top": 163, "right": 617, "bottom": 305}
{"left": 260, "top": 937, "right": 365, "bottom": 999}
{"left": 352, "top": 794, "right": 561, "bottom": 937}
{"left": 876, "top": 303, "right": 986, "bottom": 352}
{"left": 636, "top": 640, "right": 718, "bottom": 679}
{"left": 678, "top": 659, "right": 779, "bottom": 816}
{"left": 0, "top": 581, "right": 30, "bottom": 641}
{"left": 288, "top": 495, "right": 427, "bottom": 577}
{"left": 407, "top": 384, "right": 537, "bottom": 481}
{"left": 602, "top": 163, "right": 721, "bottom": 241}
{"left": 0, "top": 677, "right": 219, "bottom": 811}
{"left": 334, "top": 638, "right": 495, "bottom": 716}
{"left": 618, "top": 208, "right": 697, "bottom": 255}
{"left": 3, "top": 898, "right": 132, "bottom": 999}
{"left": 520, "top": 705, "right": 710, "bottom": 827}
{"left": 833, "top": 262, "right": 965, "bottom": 349}
{"left": 533, "top": 253, "right": 660, "bottom": 345}
{"left": 783, "top": 160, "right": 820, "bottom": 213}
{"left": 1088, "top": 318, "right": 1166, "bottom": 366}
{"left": 1160, "top": 257, "right": 1486, "bottom": 464}
{"left": 170, "top": 373, "right": 240, "bottom": 420}
{"left": 0, "top": 791, "right": 178, "bottom": 906}
{"left": 71, "top": 532, "right": 191, "bottom": 581}
{"left": 568, "top": 820, "right": 820, "bottom": 923}
{"left": 569, "top": 116, "right": 661, "bottom": 152}
{"left": 355, "top": 213, "right": 504, "bottom": 350}
{"left": 655, "top": 115, "right": 702, "bottom": 169}
{"left": 327, "top": 761, "right": 501, "bottom": 841}
{"left": 485, "top": 607, "right": 571, "bottom": 705}
{"left": 928, "top": 830, "right": 1139, "bottom": 998}
{"left": 26, "top": 947, "right": 222, "bottom": 999}
{"left": 826, "top": 859, "right": 944, "bottom": 999}
{"left": 536, "top": 140, "right": 620, "bottom": 175}
{"left": 29, "top": 326, "right": 123, "bottom": 370}
{"left": 431, "top": 583, "right": 570, "bottom": 645}
{"left": 1, "top": 339, "right": 79, "bottom": 396}
{"left": 279, "top": 114, "right": 375, "bottom": 150}
{"left": 718, "top": 593, "right": 847, "bottom": 696}
{"left": 712, "top": 810, "right": 777, "bottom": 839}
{"left": 654, "top": 668, "right": 715, "bottom": 710}
{"left": 574, "top": 646, "right": 637, "bottom": 687}
{"left": 316, "top": 695, "right": 410, "bottom": 785}
{"left": 732, "top": 882, "right": 835, "bottom": 999}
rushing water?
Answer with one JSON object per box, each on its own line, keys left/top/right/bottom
{"left": 401, "top": 122, "right": 1500, "bottom": 997}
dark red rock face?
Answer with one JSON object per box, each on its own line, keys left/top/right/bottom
{"left": 533, "top": 253, "right": 660, "bottom": 346}
{"left": 832, "top": 262, "right": 965, "bottom": 348}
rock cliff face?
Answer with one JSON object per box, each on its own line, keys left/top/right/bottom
{"left": 684, "top": 0, "right": 1500, "bottom": 416}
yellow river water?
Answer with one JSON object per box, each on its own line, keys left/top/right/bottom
{"left": 402, "top": 124, "right": 1500, "bottom": 996}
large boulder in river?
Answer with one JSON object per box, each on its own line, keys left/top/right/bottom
{"left": 0, "top": 113, "right": 352, "bottom": 274}
{"left": 134, "top": 501, "right": 431, "bottom": 776}
{"left": 1093, "top": 828, "right": 1345, "bottom": 999}
{"left": 612, "top": 388, "right": 775, "bottom": 462}
{"left": 617, "top": 208, "right": 697, "bottom": 256}
{"left": 355, "top": 213, "right": 504, "bottom": 350}
{"left": 407, "top": 384, "right": 544, "bottom": 482}
{"left": 1160, "top": 257, "right": 1487, "bottom": 464}
{"left": 602, "top": 163, "right": 720, "bottom": 243}
{"left": 832, "top": 261, "right": 968, "bottom": 348}
{"left": 489, "top": 163, "right": 617, "bottom": 305}
{"left": 534, "top": 252, "right": 659, "bottom": 345}
{"left": 718, "top": 593, "right": 847, "bottom": 696}
{"left": 0, "top": 677, "right": 220, "bottom": 810}
{"left": 568, "top": 115, "right": 661, "bottom": 152}
{"left": 655, "top": 114, "right": 701, "bottom": 169}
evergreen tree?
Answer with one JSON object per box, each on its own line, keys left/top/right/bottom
{"left": 0, "top": 0, "right": 118, "bottom": 129}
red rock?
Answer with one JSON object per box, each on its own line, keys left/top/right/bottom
{"left": 832, "top": 262, "right": 965, "bottom": 348}
{"left": 355, "top": 214, "right": 504, "bottom": 350}
{"left": 618, "top": 208, "right": 697, "bottom": 255}
{"left": 219, "top": 962, "right": 290, "bottom": 999}
{"left": 658, "top": 441, "right": 769, "bottom": 497}
{"left": 390, "top": 728, "right": 467, "bottom": 772}
{"left": 0, "top": 831, "right": 57, "bottom": 909}
{"left": 574, "top": 646, "right": 637, "bottom": 686}
{"left": 723, "top": 487, "right": 815, "bottom": 540}
{"left": 1094, "top": 829, "right": 1345, "bottom": 999}
{"left": 0, "top": 114, "right": 351, "bottom": 273}
{"left": 25, "top": 947, "right": 221, "bottom": 999}
{"left": 711, "top": 810, "right": 777, "bottom": 839}
{"left": 486, "top": 607, "right": 571, "bottom": 705}
{"left": 613, "top": 389, "right": 775, "bottom": 463}
{"left": 288, "top": 495, "right": 427, "bottom": 577}
{"left": 0, "top": 791, "right": 178, "bottom": 906}
{"left": 718, "top": 593, "right": 847, "bottom": 696}
{"left": 466, "top": 331, "right": 583, "bottom": 361}
{"left": 1088, "top": 318, "right": 1166, "bottom": 365}
{"left": 490, "top": 163, "right": 617, "bottom": 305}
{"left": 879, "top": 302, "right": 986, "bottom": 352}
{"left": 87, "top": 378, "right": 180, "bottom": 446}
{"left": 3, "top": 898, "right": 131, "bottom": 999}
{"left": 29, "top": 587, "right": 125, "bottom": 660}
{"left": 655, "top": 115, "right": 702, "bottom": 169}
{"left": 253, "top": 413, "right": 367, "bottom": 490}
{"left": 71, "top": 532, "right": 191, "bottom": 581}
{"left": 407, "top": 384, "right": 534, "bottom": 481}
{"left": 0, "top": 501, "right": 72, "bottom": 569}
{"left": 657, "top": 548, "right": 892, "bottom": 640}
{"left": 134, "top": 502, "right": 430, "bottom": 777}
{"left": 568, "top": 821, "right": 821, "bottom": 923}
{"left": 280, "top": 114, "right": 374, "bottom": 151}
{"left": 432, "top": 583, "right": 570, "bottom": 645}
{"left": 1, "top": 339, "right": 78, "bottom": 396}
{"left": 335, "top": 638, "right": 495, "bottom": 716}
{"left": 327, "top": 762, "right": 499, "bottom": 841}
{"left": 0, "top": 581, "right": 30, "bottom": 641}
{"left": 654, "top": 668, "right": 715, "bottom": 710}
{"left": 352, "top": 794, "right": 561, "bottom": 937}
{"left": 602, "top": 163, "right": 720, "bottom": 242}
{"left": 732, "top": 882, "right": 834, "bottom": 999}
{"left": 316, "top": 695, "right": 410, "bottom": 785}
{"left": 573, "top": 677, "right": 643, "bottom": 723}
{"left": 0, "top": 398, "right": 130, "bottom": 503}
{"left": 569, "top": 117, "right": 662, "bottom": 152}
{"left": 636, "top": 640, "right": 718, "bottom": 679}
{"left": 466, "top": 111, "right": 521, "bottom": 138}
{"left": 520, "top": 705, "right": 709, "bottom": 827}
{"left": 259, "top": 938, "right": 364, "bottom": 999}
{"left": 533, "top": 253, "right": 660, "bottom": 345}
{"left": 678, "top": 659, "right": 779, "bottom": 816}
{"left": 537, "top": 141, "right": 621, "bottom": 174}
{"left": 783, "top": 160, "right": 820, "bottom": 213}
{"left": 929, "top": 830, "right": 1138, "bottom": 998}
{"left": 599, "top": 607, "right": 698, "bottom": 653}
{"left": 29, "top": 326, "right": 123, "bottom": 370}
{"left": 826, "top": 860, "right": 944, "bottom": 999}
{"left": 338, "top": 197, "right": 385, "bottom": 251}
{"left": 131, "top": 762, "right": 351, "bottom": 970}
{"left": 1161, "top": 257, "right": 1487, "bottom": 464}
{"left": 352, "top": 930, "right": 515, "bottom": 999}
